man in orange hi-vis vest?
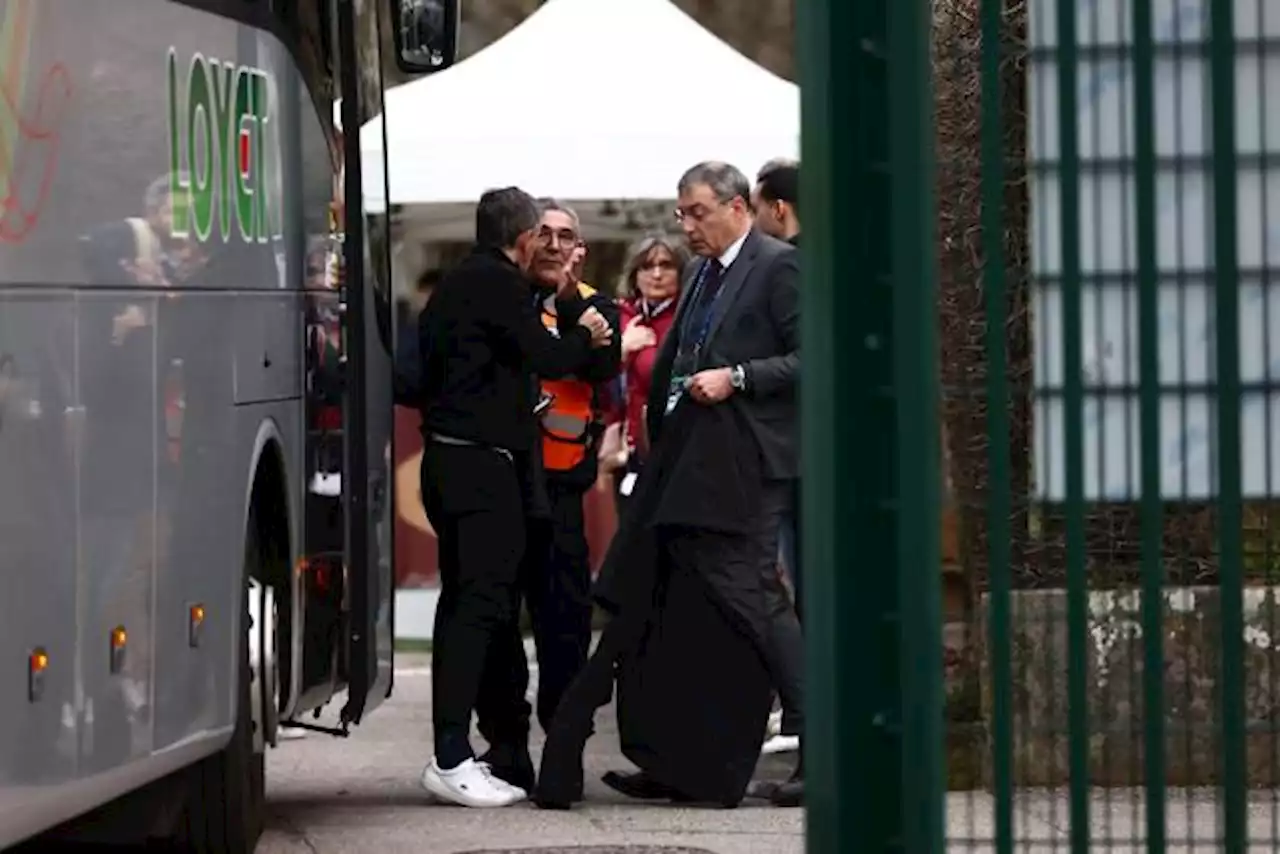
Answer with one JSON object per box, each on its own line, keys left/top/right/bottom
{"left": 474, "top": 200, "right": 621, "bottom": 794}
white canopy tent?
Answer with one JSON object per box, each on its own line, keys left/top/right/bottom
{"left": 359, "top": 0, "right": 799, "bottom": 236}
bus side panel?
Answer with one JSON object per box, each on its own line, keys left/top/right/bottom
{"left": 75, "top": 289, "right": 160, "bottom": 776}
{"left": 151, "top": 292, "right": 238, "bottom": 753}
{"left": 0, "top": 293, "right": 80, "bottom": 804}
{"left": 0, "top": 0, "right": 325, "bottom": 841}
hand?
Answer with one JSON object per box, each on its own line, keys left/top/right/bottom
{"left": 554, "top": 254, "right": 582, "bottom": 298}
{"left": 621, "top": 317, "right": 657, "bottom": 356}
{"left": 597, "top": 423, "right": 628, "bottom": 472}
{"left": 687, "top": 367, "right": 735, "bottom": 404}
{"left": 577, "top": 306, "right": 613, "bottom": 348}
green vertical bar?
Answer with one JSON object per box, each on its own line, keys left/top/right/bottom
{"left": 1054, "top": 0, "right": 1090, "bottom": 850}
{"left": 798, "top": 0, "right": 896, "bottom": 851}
{"left": 800, "top": 0, "right": 943, "bottom": 851}
{"left": 980, "top": 0, "right": 1014, "bottom": 851}
{"left": 1208, "top": 0, "right": 1245, "bottom": 849}
{"left": 1132, "top": 0, "right": 1167, "bottom": 850}
{"left": 889, "top": 0, "right": 945, "bottom": 849}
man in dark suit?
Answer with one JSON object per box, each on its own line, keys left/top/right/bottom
{"left": 595, "top": 161, "right": 804, "bottom": 807}
{"left": 534, "top": 162, "right": 803, "bottom": 811}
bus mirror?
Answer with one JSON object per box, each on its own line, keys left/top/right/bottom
{"left": 392, "top": 0, "right": 460, "bottom": 75}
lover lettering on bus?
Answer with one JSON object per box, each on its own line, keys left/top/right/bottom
{"left": 166, "top": 49, "right": 283, "bottom": 244}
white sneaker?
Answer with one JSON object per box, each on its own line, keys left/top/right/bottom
{"left": 421, "top": 758, "right": 527, "bottom": 807}
{"left": 762, "top": 733, "right": 801, "bottom": 755}
{"left": 476, "top": 761, "right": 530, "bottom": 800}
{"left": 766, "top": 708, "right": 783, "bottom": 738}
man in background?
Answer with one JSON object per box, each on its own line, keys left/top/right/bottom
{"left": 393, "top": 267, "right": 441, "bottom": 406}
{"left": 753, "top": 158, "right": 800, "bottom": 248}
{"left": 752, "top": 158, "right": 803, "bottom": 762}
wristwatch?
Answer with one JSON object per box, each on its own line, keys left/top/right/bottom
{"left": 729, "top": 364, "right": 747, "bottom": 391}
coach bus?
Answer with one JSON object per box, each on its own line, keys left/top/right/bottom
{"left": 0, "top": 0, "right": 452, "bottom": 848}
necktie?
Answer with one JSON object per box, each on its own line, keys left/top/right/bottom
{"left": 685, "top": 259, "right": 723, "bottom": 352}
{"left": 697, "top": 260, "right": 723, "bottom": 309}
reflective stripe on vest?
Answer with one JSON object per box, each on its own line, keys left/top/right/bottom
{"left": 540, "top": 283, "right": 600, "bottom": 472}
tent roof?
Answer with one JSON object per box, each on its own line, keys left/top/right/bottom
{"left": 361, "top": 0, "right": 799, "bottom": 208}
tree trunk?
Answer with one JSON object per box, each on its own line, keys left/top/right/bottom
{"left": 934, "top": 0, "right": 1031, "bottom": 593}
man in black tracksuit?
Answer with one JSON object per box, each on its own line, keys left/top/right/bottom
{"left": 415, "top": 187, "right": 613, "bottom": 808}
{"left": 474, "top": 201, "right": 621, "bottom": 790}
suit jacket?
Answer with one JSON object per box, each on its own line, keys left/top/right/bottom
{"left": 645, "top": 227, "right": 799, "bottom": 481}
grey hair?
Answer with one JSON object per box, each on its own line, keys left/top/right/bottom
{"left": 537, "top": 197, "right": 581, "bottom": 235}
{"left": 677, "top": 161, "right": 751, "bottom": 204}
{"left": 618, "top": 233, "right": 691, "bottom": 299}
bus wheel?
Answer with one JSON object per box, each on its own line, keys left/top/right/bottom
{"left": 176, "top": 518, "right": 267, "bottom": 852}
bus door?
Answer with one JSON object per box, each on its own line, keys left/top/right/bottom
{"left": 334, "top": 0, "right": 392, "bottom": 726}
{"left": 334, "top": 0, "right": 459, "bottom": 725}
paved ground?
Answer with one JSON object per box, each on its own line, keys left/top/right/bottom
{"left": 257, "top": 651, "right": 1280, "bottom": 853}
{"left": 258, "top": 651, "right": 804, "bottom": 854}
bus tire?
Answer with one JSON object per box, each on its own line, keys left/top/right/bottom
{"left": 176, "top": 518, "right": 267, "bottom": 852}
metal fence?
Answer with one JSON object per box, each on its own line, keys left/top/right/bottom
{"left": 801, "top": 0, "right": 1279, "bottom": 851}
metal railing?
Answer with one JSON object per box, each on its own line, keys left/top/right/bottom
{"left": 801, "top": 0, "right": 1279, "bottom": 850}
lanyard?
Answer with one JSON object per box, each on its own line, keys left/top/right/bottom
{"left": 678, "top": 258, "right": 726, "bottom": 357}
{"left": 640, "top": 296, "right": 674, "bottom": 321}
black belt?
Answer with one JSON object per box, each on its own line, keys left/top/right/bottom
{"left": 429, "top": 431, "right": 514, "bottom": 463}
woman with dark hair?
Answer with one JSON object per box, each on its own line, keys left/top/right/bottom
{"left": 604, "top": 234, "right": 690, "bottom": 511}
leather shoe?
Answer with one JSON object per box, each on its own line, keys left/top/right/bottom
{"left": 602, "top": 770, "right": 682, "bottom": 800}
{"left": 770, "top": 768, "right": 803, "bottom": 808}
{"left": 769, "top": 747, "right": 804, "bottom": 808}
{"left": 601, "top": 771, "right": 740, "bottom": 808}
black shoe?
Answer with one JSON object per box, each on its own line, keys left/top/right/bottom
{"left": 770, "top": 762, "right": 804, "bottom": 808}
{"left": 533, "top": 794, "right": 573, "bottom": 811}
{"left": 771, "top": 778, "right": 803, "bottom": 807}
{"left": 745, "top": 779, "right": 781, "bottom": 800}
{"left": 477, "top": 745, "right": 535, "bottom": 794}
{"left": 532, "top": 775, "right": 584, "bottom": 810}
{"left": 601, "top": 770, "right": 685, "bottom": 801}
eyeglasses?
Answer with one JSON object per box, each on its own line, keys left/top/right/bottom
{"left": 537, "top": 226, "right": 580, "bottom": 247}
{"left": 674, "top": 198, "right": 735, "bottom": 223}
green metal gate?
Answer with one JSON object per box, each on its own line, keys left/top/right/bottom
{"left": 801, "top": 0, "right": 1279, "bottom": 850}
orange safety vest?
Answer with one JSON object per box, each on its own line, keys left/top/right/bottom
{"left": 539, "top": 283, "right": 602, "bottom": 473}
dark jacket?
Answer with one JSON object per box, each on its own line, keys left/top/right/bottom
{"left": 417, "top": 246, "right": 596, "bottom": 452}
{"left": 646, "top": 228, "right": 800, "bottom": 485}
{"left": 535, "top": 388, "right": 773, "bottom": 807}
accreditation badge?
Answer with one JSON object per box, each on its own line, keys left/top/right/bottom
{"left": 665, "top": 374, "right": 688, "bottom": 416}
